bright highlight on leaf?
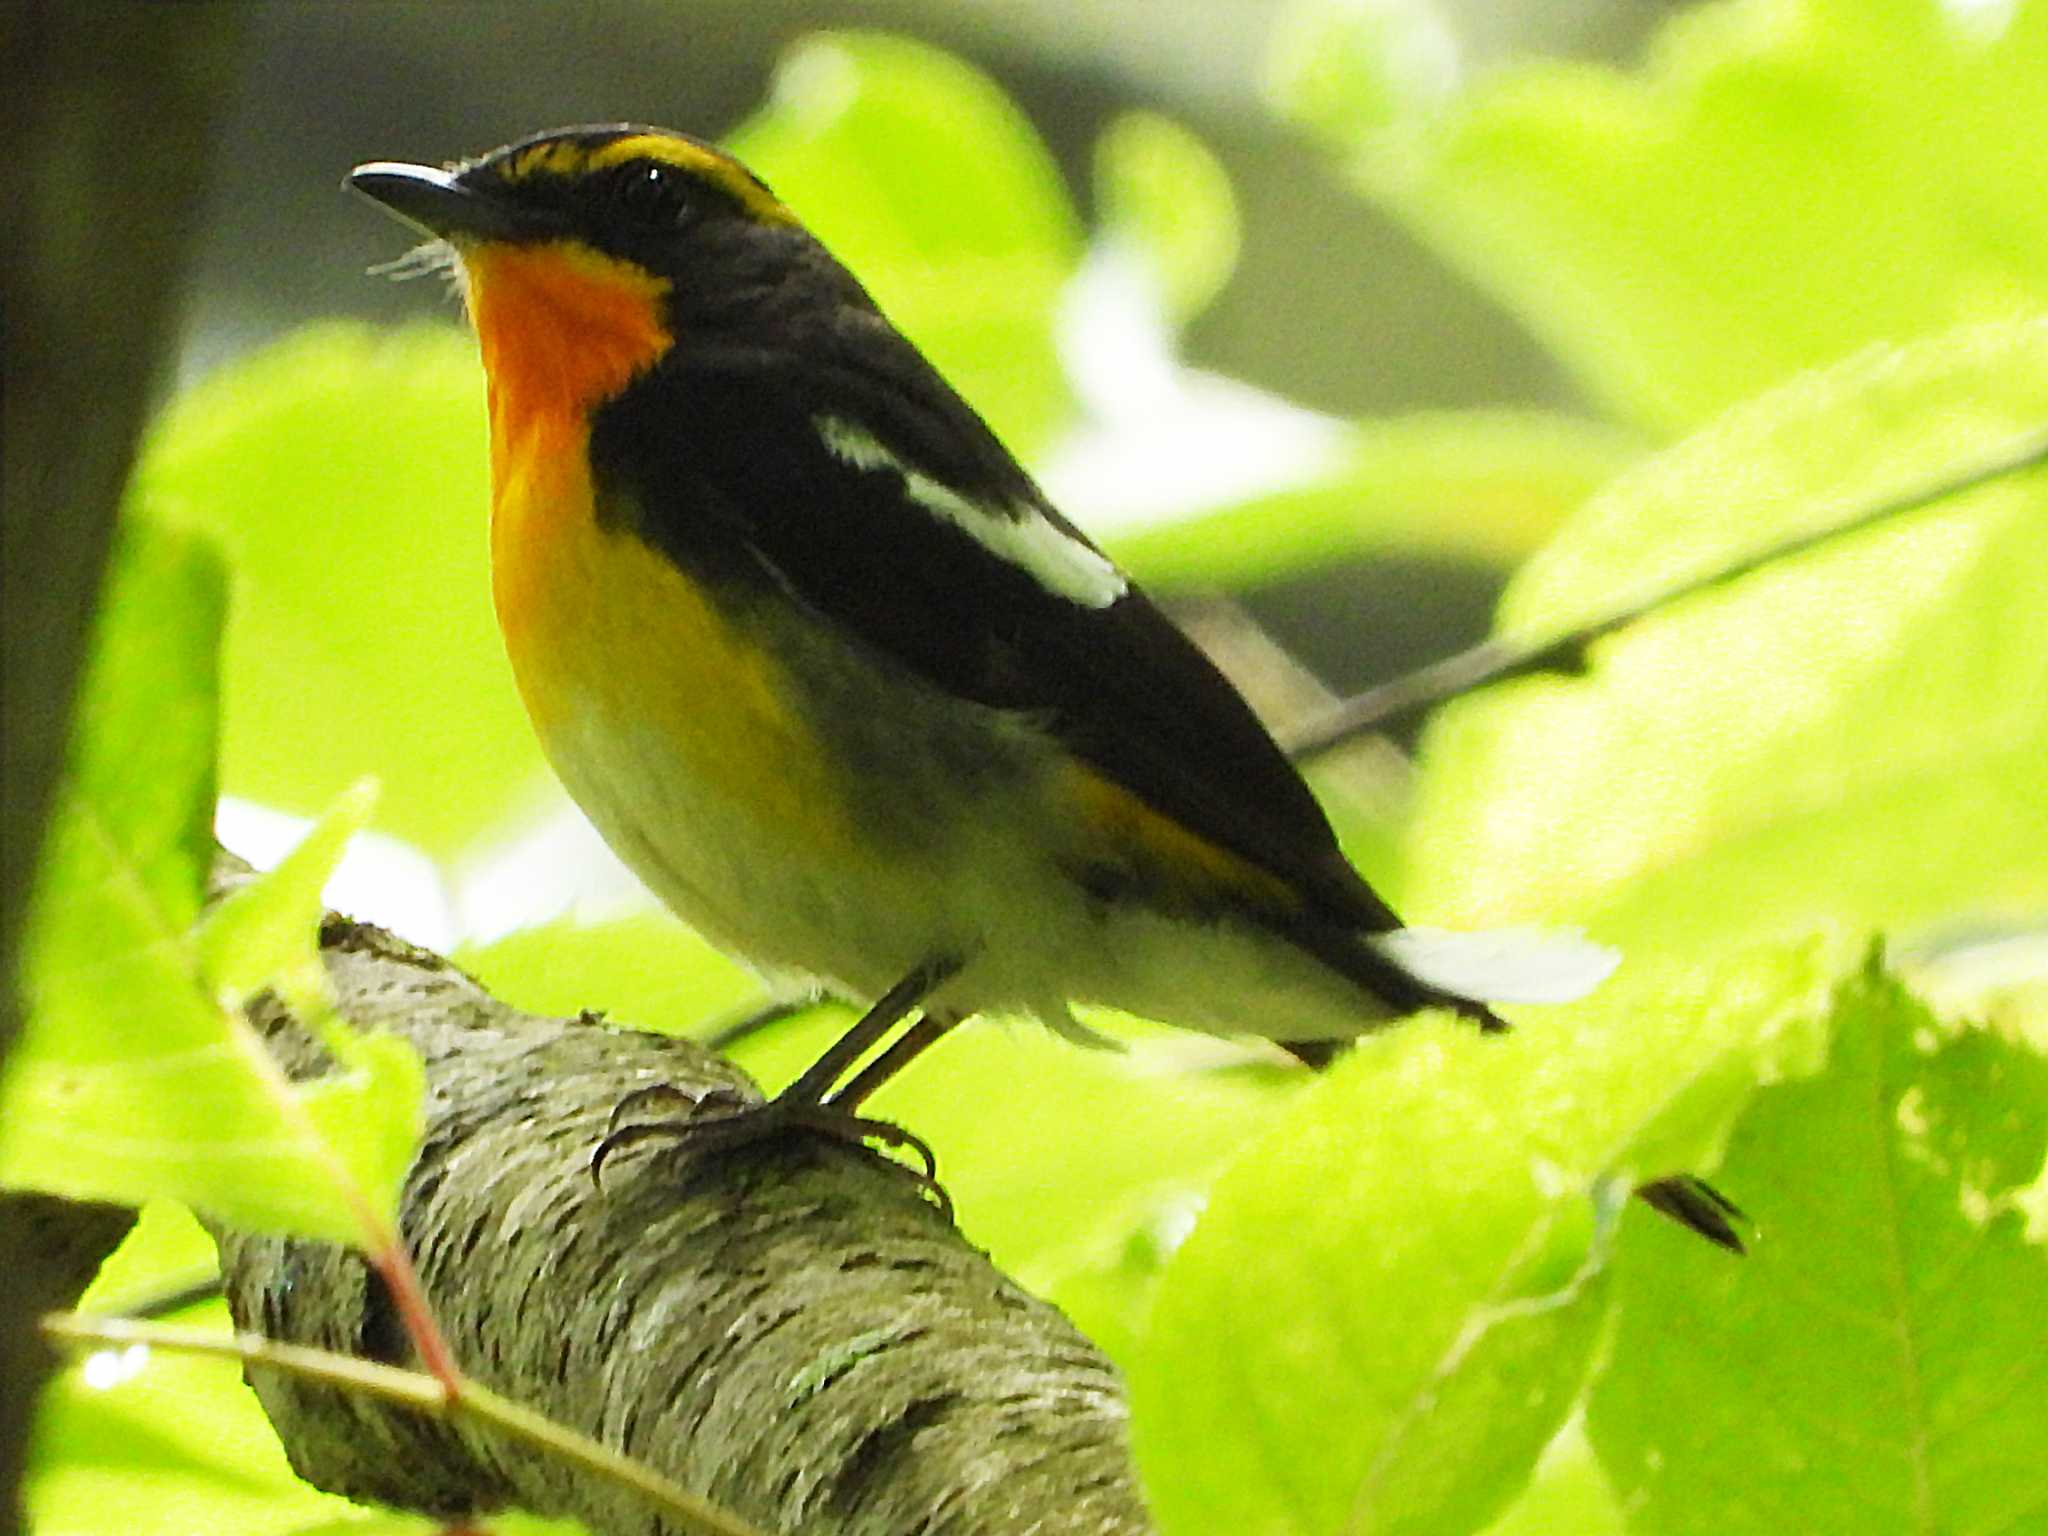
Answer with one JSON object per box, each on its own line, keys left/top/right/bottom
{"left": 1, "top": 529, "right": 423, "bottom": 1247}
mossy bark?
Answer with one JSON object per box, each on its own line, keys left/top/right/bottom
{"left": 219, "top": 904, "right": 1152, "bottom": 1536}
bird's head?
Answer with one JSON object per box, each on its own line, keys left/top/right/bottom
{"left": 348, "top": 125, "right": 871, "bottom": 422}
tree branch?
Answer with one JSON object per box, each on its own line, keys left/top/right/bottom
{"left": 1277, "top": 423, "right": 2048, "bottom": 757}
{"left": 209, "top": 882, "right": 1150, "bottom": 1535}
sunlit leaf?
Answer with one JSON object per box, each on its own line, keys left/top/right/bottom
{"left": 1320, "top": 0, "right": 2048, "bottom": 429}
{"left": 1406, "top": 320, "right": 2048, "bottom": 966}
{"left": 4, "top": 535, "right": 422, "bottom": 1244}
{"left": 1587, "top": 961, "right": 2048, "bottom": 1535}
{"left": 197, "top": 778, "right": 378, "bottom": 1014}
{"left": 1113, "top": 409, "right": 1636, "bottom": 587}
{"left": 1094, "top": 111, "right": 1240, "bottom": 325}
{"left": 27, "top": 1309, "right": 369, "bottom": 1536}
{"left": 456, "top": 907, "right": 759, "bottom": 1037}
{"left": 134, "top": 323, "right": 537, "bottom": 856}
{"left": 1129, "top": 938, "right": 1839, "bottom": 1536}
{"left": 1268, "top": 0, "right": 1461, "bottom": 149}
{"left": 729, "top": 31, "right": 1081, "bottom": 456}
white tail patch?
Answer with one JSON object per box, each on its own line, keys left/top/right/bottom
{"left": 1369, "top": 926, "right": 1620, "bottom": 1005}
{"left": 816, "top": 415, "right": 1128, "bottom": 609}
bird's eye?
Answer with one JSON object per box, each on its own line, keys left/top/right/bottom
{"left": 612, "top": 161, "right": 689, "bottom": 227}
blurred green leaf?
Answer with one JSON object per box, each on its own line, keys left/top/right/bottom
{"left": 3, "top": 534, "right": 421, "bottom": 1244}
{"left": 134, "top": 322, "right": 538, "bottom": 856}
{"left": 1025, "top": 1191, "right": 1205, "bottom": 1373}
{"left": 456, "top": 907, "right": 760, "bottom": 1035}
{"left": 80, "top": 1201, "right": 220, "bottom": 1319}
{"left": 860, "top": 1021, "right": 1291, "bottom": 1282}
{"left": 1129, "top": 937, "right": 1838, "bottom": 1536}
{"left": 1113, "top": 409, "right": 1637, "bottom": 589}
{"left": 1268, "top": 0, "right": 1460, "bottom": 149}
{"left": 1324, "top": 0, "right": 2048, "bottom": 429}
{"left": 1587, "top": 961, "right": 2048, "bottom": 1535}
{"left": 1406, "top": 320, "right": 2048, "bottom": 964}
{"left": 1094, "top": 111, "right": 1240, "bottom": 325}
{"left": 28, "top": 1308, "right": 371, "bottom": 1536}
{"left": 45, "top": 1216, "right": 367, "bottom": 1533}
{"left": 729, "top": 31, "right": 1081, "bottom": 456}
{"left": 196, "top": 778, "right": 377, "bottom": 1015}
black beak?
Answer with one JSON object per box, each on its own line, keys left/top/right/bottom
{"left": 347, "top": 161, "right": 549, "bottom": 243}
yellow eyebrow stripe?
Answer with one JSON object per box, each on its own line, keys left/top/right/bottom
{"left": 497, "top": 133, "right": 797, "bottom": 226}
{"left": 594, "top": 134, "right": 796, "bottom": 226}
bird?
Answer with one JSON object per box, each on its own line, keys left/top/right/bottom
{"left": 348, "top": 125, "right": 1742, "bottom": 1249}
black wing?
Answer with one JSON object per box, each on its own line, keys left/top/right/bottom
{"left": 588, "top": 321, "right": 1465, "bottom": 1023}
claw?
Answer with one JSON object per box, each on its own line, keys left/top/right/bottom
{"left": 602, "top": 1081, "right": 701, "bottom": 1140}
{"left": 586, "top": 1087, "right": 952, "bottom": 1220}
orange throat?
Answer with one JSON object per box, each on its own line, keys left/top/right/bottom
{"left": 461, "top": 240, "right": 673, "bottom": 632}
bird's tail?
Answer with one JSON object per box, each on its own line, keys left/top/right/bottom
{"left": 1266, "top": 910, "right": 1618, "bottom": 1038}
{"left": 1366, "top": 925, "right": 1620, "bottom": 1007}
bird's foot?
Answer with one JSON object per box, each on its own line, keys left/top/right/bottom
{"left": 589, "top": 1081, "right": 950, "bottom": 1220}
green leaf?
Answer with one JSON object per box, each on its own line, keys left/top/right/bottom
{"left": 1093, "top": 111, "right": 1240, "bottom": 325}
{"left": 133, "top": 323, "right": 540, "bottom": 856}
{"left": 3, "top": 537, "right": 422, "bottom": 1244}
{"left": 1027, "top": 1192, "right": 1206, "bottom": 1373}
{"left": 1476, "top": 1420, "right": 1625, "bottom": 1536}
{"left": 857, "top": 1020, "right": 1289, "bottom": 1284}
{"left": 1405, "top": 319, "right": 2048, "bottom": 964}
{"left": 1267, "top": 0, "right": 1461, "bottom": 150}
{"left": 295, "top": 1024, "right": 426, "bottom": 1238}
{"left": 23, "top": 521, "right": 224, "bottom": 957}
{"left": 1112, "top": 409, "right": 1637, "bottom": 588}
{"left": 27, "top": 1311, "right": 369, "bottom": 1536}
{"left": 1129, "top": 938, "right": 1839, "bottom": 1536}
{"left": 456, "top": 909, "right": 760, "bottom": 1036}
{"left": 196, "top": 778, "right": 377, "bottom": 1014}
{"left": 1586, "top": 961, "right": 2048, "bottom": 1535}
{"left": 1330, "top": 0, "right": 2048, "bottom": 430}
{"left": 80, "top": 1201, "right": 220, "bottom": 1319}
{"left": 728, "top": 31, "right": 1082, "bottom": 456}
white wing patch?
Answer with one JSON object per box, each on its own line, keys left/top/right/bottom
{"left": 1369, "top": 926, "right": 1620, "bottom": 1005}
{"left": 816, "top": 415, "right": 1128, "bottom": 609}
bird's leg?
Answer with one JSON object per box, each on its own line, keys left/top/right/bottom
{"left": 592, "top": 956, "right": 963, "bottom": 1213}
{"left": 777, "top": 957, "right": 958, "bottom": 1105}
{"left": 828, "top": 1011, "right": 964, "bottom": 1114}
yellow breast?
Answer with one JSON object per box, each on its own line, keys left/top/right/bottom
{"left": 463, "top": 238, "right": 850, "bottom": 851}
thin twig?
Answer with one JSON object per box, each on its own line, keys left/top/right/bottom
{"left": 40, "top": 1313, "right": 771, "bottom": 1536}
{"left": 1279, "top": 424, "right": 2048, "bottom": 760}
